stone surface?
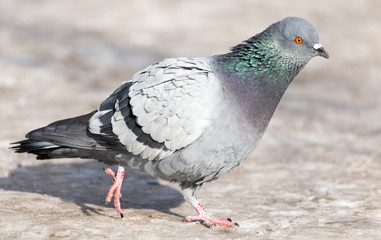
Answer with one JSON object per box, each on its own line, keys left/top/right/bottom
{"left": 1, "top": 0, "right": 381, "bottom": 239}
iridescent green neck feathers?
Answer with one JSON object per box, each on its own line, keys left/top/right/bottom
{"left": 217, "top": 33, "right": 306, "bottom": 85}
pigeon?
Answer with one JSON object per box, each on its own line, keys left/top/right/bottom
{"left": 11, "top": 16, "right": 329, "bottom": 227}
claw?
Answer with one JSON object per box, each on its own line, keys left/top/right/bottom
{"left": 203, "top": 222, "right": 214, "bottom": 228}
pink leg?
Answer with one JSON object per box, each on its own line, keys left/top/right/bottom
{"left": 104, "top": 166, "right": 125, "bottom": 218}
{"left": 185, "top": 203, "right": 239, "bottom": 227}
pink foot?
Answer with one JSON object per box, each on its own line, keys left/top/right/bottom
{"left": 104, "top": 166, "right": 125, "bottom": 218}
{"left": 185, "top": 203, "right": 239, "bottom": 227}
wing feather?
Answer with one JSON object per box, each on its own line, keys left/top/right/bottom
{"left": 88, "top": 57, "right": 221, "bottom": 161}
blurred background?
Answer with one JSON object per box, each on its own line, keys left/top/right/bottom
{"left": 0, "top": 0, "right": 380, "bottom": 239}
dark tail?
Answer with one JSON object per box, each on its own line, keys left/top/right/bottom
{"left": 11, "top": 139, "right": 62, "bottom": 159}
{"left": 10, "top": 111, "right": 101, "bottom": 159}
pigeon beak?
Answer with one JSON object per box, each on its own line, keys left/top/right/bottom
{"left": 313, "top": 43, "right": 329, "bottom": 59}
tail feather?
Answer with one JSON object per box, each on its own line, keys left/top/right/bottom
{"left": 11, "top": 111, "right": 120, "bottom": 160}
{"left": 11, "top": 138, "right": 98, "bottom": 159}
{"left": 11, "top": 139, "right": 59, "bottom": 153}
{"left": 11, "top": 139, "right": 62, "bottom": 159}
{"left": 11, "top": 111, "right": 125, "bottom": 160}
{"left": 25, "top": 111, "right": 97, "bottom": 149}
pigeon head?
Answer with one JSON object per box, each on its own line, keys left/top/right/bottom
{"left": 224, "top": 17, "right": 329, "bottom": 82}
{"left": 270, "top": 17, "right": 329, "bottom": 61}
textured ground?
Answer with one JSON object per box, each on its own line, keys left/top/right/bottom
{"left": 1, "top": 1, "right": 381, "bottom": 239}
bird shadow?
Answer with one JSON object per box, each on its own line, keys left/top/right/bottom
{"left": 0, "top": 160, "right": 185, "bottom": 219}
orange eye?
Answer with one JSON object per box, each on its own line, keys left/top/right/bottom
{"left": 295, "top": 37, "right": 303, "bottom": 44}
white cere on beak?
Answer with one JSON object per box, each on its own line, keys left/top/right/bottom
{"left": 313, "top": 43, "right": 323, "bottom": 50}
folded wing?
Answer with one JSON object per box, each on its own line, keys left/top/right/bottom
{"left": 88, "top": 57, "right": 221, "bottom": 161}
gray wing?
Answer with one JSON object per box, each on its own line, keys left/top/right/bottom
{"left": 88, "top": 57, "right": 222, "bottom": 161}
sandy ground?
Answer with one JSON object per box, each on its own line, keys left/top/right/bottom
{"left": 1, "top": 0, "right": 381, "bottom": 239}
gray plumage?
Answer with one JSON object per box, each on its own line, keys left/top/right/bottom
{"left": 11, "top": 17, "right": 329, "bottom": 227}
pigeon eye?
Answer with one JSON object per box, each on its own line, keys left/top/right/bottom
{"left": 295, "top": 37, "right": 303, "bottom": 44}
